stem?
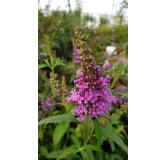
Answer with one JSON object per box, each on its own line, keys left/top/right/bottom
{"left": 85, "top": 125, "right": 94, "bottom": 144}
{"left": 111, "top": 76, "right": 119, "bottom": 89}
{"left": 84, "top": 116, "right": 89, "bottom": 145}
{"left": 43, "top": 111, "right": 47, "bottom": 118}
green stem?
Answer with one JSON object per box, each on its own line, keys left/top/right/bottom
{"left": 84, "top": 116, "right": 89, "bottom": 145}
{"left": 111, "top": 76, "right": 119, "bottom": 89}
{"left": 85, "top": 125, "right": 94, "bottom": 144}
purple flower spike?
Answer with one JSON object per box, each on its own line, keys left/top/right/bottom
{"left": 67, "top": 59, "right": 113, "bottom": 121}
{"left": 67, "top": 26, "right": 115, "bottom": 121}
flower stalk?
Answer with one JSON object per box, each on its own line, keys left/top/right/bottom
{"left": 67, "top": 26, "right": 115, "bottom": 121}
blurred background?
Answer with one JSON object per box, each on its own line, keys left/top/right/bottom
{"left": 38, "top": 0, "right": 128, "bottom": 59}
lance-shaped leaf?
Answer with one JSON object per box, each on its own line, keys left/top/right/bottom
{"left": 112, "top": 133, "right": 128, "bottom": 153}
{"left": 38, "top": 113, "right": 77, "bottom": 125}
{"left": 85, "top": 144, "right": 103, "bottom": 153}
{"left": 106, "top": 121, "right": 115, "bottom": 152}
{"left": 46, "top": 150, "right": 63, "bottom": 159}
{"left": 93, "top": 119, "right": 103, "bottom": 146}
{"left": 57, "top": 145, "right": 79, "bottom": 160}
{"left": 38, "top": 63, "right": 48, "bottom": 69}
{"left": 53, "top": 122, "right": 69, "bottom": 149}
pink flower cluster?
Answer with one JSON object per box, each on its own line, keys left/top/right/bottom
{"left": 67, "top": 66, "right": 115, "bottom": 121}
{"left": 73, "top": 48, "right": 81, "bottom": 65}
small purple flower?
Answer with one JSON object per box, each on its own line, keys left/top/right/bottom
{"left": 119, "top": 96, "right": 128, "bottom": 105}
{"left": 116, "top": 85, "right": 126, "bottom": 93}
{"left": 110, "top": 95, "right": 118, "bottom": 104}
{"left": 45, "top": 98, "right": 54, "bottom": 107}
{"left": 41, "top": 98, "right": 54, "bottom": 112}
{"left": 104, "top": 52, "right": 109, "bottom": 57}
{"left": 112, "top": 84, "right": 128, "bottom": 106}
{"left": 103, "top": 60, "right": 111, "bottom": 70}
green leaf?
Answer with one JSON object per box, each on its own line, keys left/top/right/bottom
{"left": 38, "top": 93, "right": 48, "bottom": 98}
{"left": 52, "top": 111, "right": 60, "bottom": 116}
{"left": 50, "top": 56, "right": 55, "bottom": 68}
{"left": 117, "top": 92, "right": 128, "bottom": 98}
{"left": 55, "top": 58, "right": 65, "bottom": 67}
{"left": 71, "top": 135, "right": 81, "bottom": 147}
{"left": 111, "top": 154, "right": 123, "bottom": 160}
{"left": 38, "top": 114, "right": 77, "bottom": 125}
{"left": 46, "top": 150, "right": 63, "bottom": 159}
{"left": 101, "top": 128, "right": 109, "bottom": 140}
{"left": 57, "top": 103, "right": 74, "bottom": 113}
{"left": 69, "top": 128, "right": 75, "bottom": 134}
{"left": 85, "top": 144, "right": 103, "bottom": 153}
{"left": 75, "top": 124, "right": 82, "bottom": 138}
{"left": 38, "top": 129, "right": 43, "bottom": 141}
{"left": 57, "top": 145, "right": 79, "bottom": 160}
{"left": 106, "top": 121, "right": 115, "bottom": 152}
{"left": 52, "top": 42, "right": 60, "bottom": 49}
{"left": 38, "top": 63, "right": 48, "bottom": 69}
{"left": 93, "top": 119, "right": 103, "bottom": 146}
{"left": 50, "top": 83, "right": 56, "bottom": 95}
{"left": 53, "top": 122, "right": 69, "bottom": 149}
{"left": 111, "top": 118, "right": 121, "bottom": 125}
{"left": 80, "top": 150, "right": 92, "bottom": 160}
{"left": 39, "top": 146, "right": 48, "bottom": 156}
{"left": 96, "top": 152, "right": 104, "bottom": 160}
{"left": 69, "top": 74, "right": 76, "bottom": 84}
{"left": 119, "top": 76, "right": 128, "bottom": 80}
{"left": 105, "top": 153, "right": 111, "bottom": 160}
{"left": 44, "top": 59, "right": 50, "bottom": 67}
{"left": 86, "top": 148, "right": 95, "bottom": 160}
{"left": 112, "top": 132, "right": 128, "bottom": 153}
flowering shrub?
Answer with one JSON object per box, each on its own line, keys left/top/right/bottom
{"left": 38, "top": 3, "right": 128, "bottom": 158}
{"left": 38, "top": 25, "right": 128, "bottom": 160}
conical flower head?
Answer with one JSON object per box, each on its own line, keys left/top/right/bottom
{"left": 67, "top": 26, "right": 115, "bottom": 121}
